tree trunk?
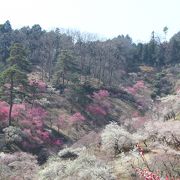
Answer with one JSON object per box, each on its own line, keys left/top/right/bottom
{"left": 48, "top": 51, "right": 52, "bottom": 82}
{"left": 31, "top": 92, "right": 35, "bottom": 109}
{"left": 8, "top": 74, "right": 14, "bottom": 126}
{"left": 109, "top": 68, "right": 113, "bottom": 86}
{"left": 62, "top": 72, "right": 65, "bottom": 87}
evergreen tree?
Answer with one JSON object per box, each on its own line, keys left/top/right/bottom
{"left": 169, "top": 36, "right": 180, "bottom": 64}
{"left": 0, "top": 43, "right": 31, "bottom": 126}
{"left": 0, "top": 21, "right": 13, "bottom": 65}
{"left": 53, "top": 50, "right": 80, "bottom": 90}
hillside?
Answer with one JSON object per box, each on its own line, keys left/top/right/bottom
{"left": 0, "top": 21, "right": 180, "bottom": 180}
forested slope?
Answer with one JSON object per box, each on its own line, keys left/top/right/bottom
{"left": 0, "top": 21, "right": 180, "bottom": 179}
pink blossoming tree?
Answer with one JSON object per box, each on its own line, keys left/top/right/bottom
{"left": 87, "top": 89, "right": 111, "bottom": 117}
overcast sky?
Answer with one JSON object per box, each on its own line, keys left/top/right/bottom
{"left": 0, "top": 0, "right": 180, "bottom": 42}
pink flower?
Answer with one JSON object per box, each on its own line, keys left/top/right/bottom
{"left": 176, "top": 87, "right": 180, "bottom": 94}
{"left": 69, "top": 112, "right": 85, "bottom": 122}
{"left": 12, "top": 104, "right": 26, "bottom": 118}
{"left": 4, "top": 83, "right": 11, "bottom": 89}
{"left": 132, "top": 116, "right": 146, "bottom": 129}
{"left": 57, "top": 115, "right": 67, "bottom": 129}
{"left": 134, "top": 80, "right": 145, "bottom": 90}
{"left": 125, "top": 87, "right": 137, "bottom": 95}
{"left": 29, "top": 79, "right": 46, "bottom": 91}
{"left": 135, "top": 168, "right": 160, "bottom": 180}
{"left": 92, "top": 90, "right": 109, "bottom": 100}
{"left": 40, "top": 131, "right": 50, "bottom": 140}
{"left": 132, "top": 111, "right": 139, "bottom": 118}
{"left": 87, "top": 105, "right": 107, "bottom": 116}
{"left": 53, "top": 139, "right": 62, "bottom": 146}
{"left": 0, "top": 101, "right": 9, "bottom": 125}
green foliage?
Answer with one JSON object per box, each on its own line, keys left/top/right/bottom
{"left": 66, "top": 84, "right": 92, "bottom": 107}
{"left": 53, "top": 50, "right": 80, "bottom": 87}
{"left": 0, "top": 43, "right": 30, "bottom": 89}
{"left": 0, "top": 43, "right": 31, "bottom": 125}
{"left": 177, "top": 73, "right": 180, "bottom": 79}
{"left": 151, "top": 72, "right": 173, "bottom": 98}
{"left": 0, "top": 21, "right": 12, "bottom": 64}
{"left": 155, "top": 72, "right": 166, "bottom": 79}
{"left": 7, "top": 43, "right": 31, "bottom": 72}
{"left": 1, "top": 20, "right": 180, "bottom": 88}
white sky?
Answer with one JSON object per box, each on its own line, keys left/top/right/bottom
{"left": 0, "top": 0, "right": 180, "bottom": 42}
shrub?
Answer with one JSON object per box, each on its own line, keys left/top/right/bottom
{"left": 130, "top": 135, "right": 180, "bottom": 179}
{"left": 0, "top": 101, "right": 9, "bottom": 127}
{"left": 39, "top": 147, "right": 116, "bottom": 180}
{"left": 144, "top": 121, "right": 180, "bottom": 149}
{"left": 29, "top": 79, "right": 47, "bottom": 92}
{"left": 3, "top": 126, "right": 23, "bottom": 143}
{"left": 152, "top": 77, "right": 173, "bottom": 97}
{"left": 87, "top": 89, "right": 111, "bottom": 117}
{"left": 148, "top": 151, "right": 180, "bottom": 179}
{"left": 0, "top": 152, "right": 39, "bottom": 180}
{"left": 56, "top": 112, "right": 85, "bottom": 131}
{"left": 69, "top": 112, "right": 85, "bottom": 123}
{"left": 124, "top": 80, "right": 146, "bottom": 96}
{"left": 58, "top": 147, "right": 86, "bottom": 158}
{"left": 101, "top": 122, "right": 141, "bottom": 156}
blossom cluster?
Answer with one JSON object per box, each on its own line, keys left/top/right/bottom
{"left": 135, "top": 168, "right": 160, "bottom": 180}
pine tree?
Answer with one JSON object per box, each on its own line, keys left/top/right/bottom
{"left": 0, "top": 43, "right": 31, "bottom": 126}
{"left": 53, "top": 50, "right": 80, "bottom": 90}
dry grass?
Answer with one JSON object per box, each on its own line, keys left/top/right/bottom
{"left": 139, "top": 65, "right": 154, "bottom": 73}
